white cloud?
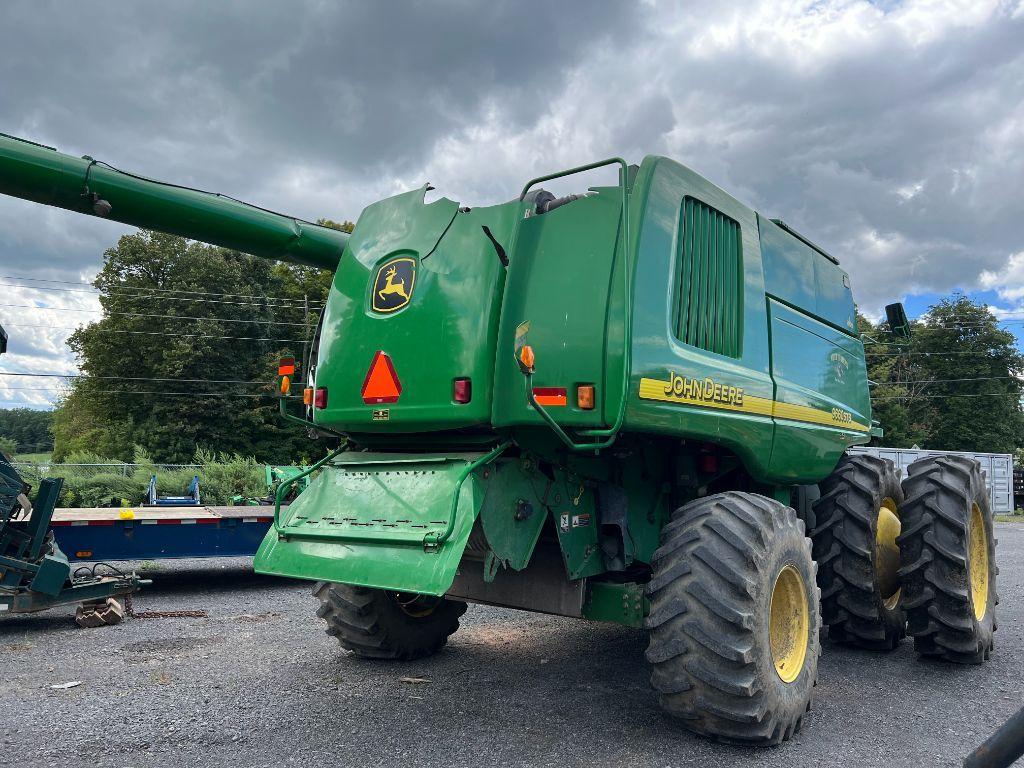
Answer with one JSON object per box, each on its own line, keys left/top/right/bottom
{"left": 980, "top": 251, "right": 1024, "bottom": 302}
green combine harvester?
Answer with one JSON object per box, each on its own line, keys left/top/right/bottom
{"left": 0, "top": 134, "right": 997, "bottom": 744}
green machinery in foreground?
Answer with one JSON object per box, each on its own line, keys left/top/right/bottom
{"left": 0, "top": 134, "right": 998, "bottom": 744}
{"left": 0, "top": 324, "right": 146, "bottom": 624}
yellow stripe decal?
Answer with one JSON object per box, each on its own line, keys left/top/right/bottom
{"left": 638, "top": 376, "right": 870, "bottom": 433}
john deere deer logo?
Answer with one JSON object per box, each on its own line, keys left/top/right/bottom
{"left": 371, "top": 257, "right": 416, "bottom": 313}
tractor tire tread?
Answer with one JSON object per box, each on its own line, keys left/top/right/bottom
{"left": 645, "top": 491, "right": 820, "bottom": 746}
{"left": 811, "top": 453, "right": 906, "bottom": 651}
{"left": 313, "top": 581, "right": 466, "bottom": 661}
{"left": 898, "top": 456, "right": 997, "bottom": 665}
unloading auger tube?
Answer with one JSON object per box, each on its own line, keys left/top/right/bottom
{"left": 0, "top": 133, "right": 347, "bottom": 270}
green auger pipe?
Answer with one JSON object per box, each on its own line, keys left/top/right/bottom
{"left": 0, "top": 133, "right": 347, "bottom": 270}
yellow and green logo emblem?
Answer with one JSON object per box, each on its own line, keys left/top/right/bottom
{"left": 372, "top": 257, "right": 416, "bottom": 313}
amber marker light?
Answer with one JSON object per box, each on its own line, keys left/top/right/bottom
{"left": 577, "top": 384, "right": 595, "bottom": 410}
{"left": 303, "top": 387, "right": 314, "bottom": 406}
{"left": 518, "top": 344, "right": 535, "bottom": 373}
{"left": 279, "top": 375, "right": 291, "bottom": 395}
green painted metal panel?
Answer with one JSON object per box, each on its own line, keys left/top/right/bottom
{"left": 314, "top": 189, "right": 521, "bottom": 434}
{"left": 581, "top": 581, "right": 647, "bottom": 627}
{"left": 477, "top": 459, "right": 547, "bottom": 571}
{"left": 547, "top": 475, "right": 604, "bottom": 579}
{"left": 0, "top": 134, "right": 346, "bottom": 270}
{"left": 252, "top": 452, "right": 490, "bottom": 596}
{"left": 766, "top": 299, "right": 871, "bottom": 480}
{"left": 492, "top": 189, "right": 623, "bottom": 428}
{"left": 758, "top": 214, "right": 857, "bottom": 335}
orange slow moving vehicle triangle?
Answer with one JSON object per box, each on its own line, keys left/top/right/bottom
{"left": 361, "top": 350, "right": 402, "bottom": 404}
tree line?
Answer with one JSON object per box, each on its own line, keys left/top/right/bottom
{"left": 48, "top": 222, "right": 350, "bottom": 464}
{"left": 0, "top": 409, "right": 53, "bottom": 455}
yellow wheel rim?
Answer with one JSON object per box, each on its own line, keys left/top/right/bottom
{"left": 393, "top": 592, "right": 440, "bottom": 618}
{"left": 769, "top": 565, "right": 809, "bottom": 684}
{"left": 875, "top": 497, "right": 902, "bottom": 611}
{"left": 968, "top": 503, "right": 989, "bottom": 621}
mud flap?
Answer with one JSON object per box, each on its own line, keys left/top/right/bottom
{"left": 253, "top": 452, "right": 492, "bottom": 596}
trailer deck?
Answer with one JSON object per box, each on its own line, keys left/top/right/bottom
{"left": 49, "top": 506, "right": 274, "bottom": 561}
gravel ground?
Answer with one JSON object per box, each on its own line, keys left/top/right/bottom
{"left": 2, "top": 524, "right": 1023, "bottom": 768}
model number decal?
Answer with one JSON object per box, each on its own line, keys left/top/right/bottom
{"left": 830, "top": 408, "right": 853, "bottom": 425}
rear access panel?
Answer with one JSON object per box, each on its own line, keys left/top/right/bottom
{"left": 253, "top": 452, "right": 491, "bottom": 596}
{"left": 493, "top": 189, "right": 623, "bottom": 429}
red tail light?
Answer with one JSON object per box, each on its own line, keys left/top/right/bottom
{"left": 314, "top": 387, "right": 328, "bottom": 409}
{"left": 453, "top": 377, "right": 472, "bottom": 404}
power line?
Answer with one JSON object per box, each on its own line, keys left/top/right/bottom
{"left": 0, "top": 274, "right": 316, "bottom": 305}
{"left": 3, "top": 323, "right": 307, "bottom": 344}
{"left": 871, "top": 392, "right": 1024, "bottom": 400}
{"left": 0, "top": 371, "right": 273, "bottom": 385}
{"left": 874, "top": 376, "right": 1022, "bottom": 384}
{"left": 0, "top": 303, "right": 308, "bottom": 327}
{"left": 1, "top": 386, "right": 275, "bottom": 399}
{"left": 868, "top": 352, "right": 1019, "bottom": 358}
{"left": 0, "top": 280, "right": 324, "bottom": 311}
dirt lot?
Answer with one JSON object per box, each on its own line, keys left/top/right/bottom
{"left": 2, "top": 524, "right": 1023, "bottom": 768}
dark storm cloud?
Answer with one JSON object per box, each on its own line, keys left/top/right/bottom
{"left": 1, "top": 0, "right": 1023, "bottom": 406}
{"left": 1, "top": 1, "right": 635, "bottom": 204}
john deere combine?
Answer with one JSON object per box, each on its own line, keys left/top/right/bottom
{"left": 0, "top": 134, "right": 997, "bottom": 744}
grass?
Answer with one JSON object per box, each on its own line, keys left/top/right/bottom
{"left": 14, "top": 452, "right": 52, "bottom": 463}
{"left": 995, "top": 513, "right": 1024, "bottom": 523}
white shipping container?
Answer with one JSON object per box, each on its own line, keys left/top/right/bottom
{"left": 848, "top": 446, "right": 1015, "bottom": 515}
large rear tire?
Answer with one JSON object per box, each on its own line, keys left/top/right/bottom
{"left": 811, "top": 454, "right": 906, "bottom": 650}
{"left": 645, "top": 492, "right": 820, "bottom": 745}
{"left": 314, "top": 582, "right": 467, "bottom": 660}
{"left": 899, "top": 455, "right": 997, "bottom": 663}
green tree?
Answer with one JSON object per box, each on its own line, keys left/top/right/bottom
{"left": 52, "top": 227, "right": 348, "bottom": 464}
{"left": 0, "top": 436, "right": 16, "bottom": 457}
{"left": 864, "top": 295, "right": 1024, "bottom": 453}
{"left": 0, "top": 408, "right": 53, "bottom": 453}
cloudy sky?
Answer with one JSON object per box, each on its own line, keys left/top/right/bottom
{"left": 1, "top": 0, "right": 1023, "bottom": 408}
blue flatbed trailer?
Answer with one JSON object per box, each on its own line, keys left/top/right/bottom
{"left": 49, "top": 505, "right": 274, "bottom": 561}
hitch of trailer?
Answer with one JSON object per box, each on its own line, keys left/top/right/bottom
{"left": 0, "top": 570, "right": 150, "bottom": 616}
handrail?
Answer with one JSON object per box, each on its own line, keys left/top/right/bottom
{"left": 422, "top": 441, "right": 511, "bottom": 551}
{"left": 272, "top": 444, "right": 347, "bottom": 534}
{"left": 518, "top": 157, "right": 635, "bottom": 452}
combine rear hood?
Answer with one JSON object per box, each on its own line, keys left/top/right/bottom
{"left": 313, "top": 186, "right": 521, "bottom": 434}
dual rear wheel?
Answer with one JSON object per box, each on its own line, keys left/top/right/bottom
{"left": 812, "top": 453, "right": 996, "bottom": 661}
{"left": 645, "top": 453, "right": 997, "bottom": 745}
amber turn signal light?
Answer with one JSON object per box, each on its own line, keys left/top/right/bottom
{"left": 518, "top": 344, "right": 535, "bottom": 373}
{"left": 577, "top": 384, "right": 595, "bottom": 410}
{"left": 302, "top": 387, "right": 314, "bottom": 406}
{"left": 279, "top": 375, "right": 291, "bottom": 395}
